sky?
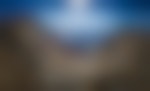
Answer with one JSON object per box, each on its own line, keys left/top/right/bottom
{"left": 0, "top": 0, "right": 149, "bottom": 50}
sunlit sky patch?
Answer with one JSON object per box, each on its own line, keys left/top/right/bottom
{"left": 34, "top": 0, "right": 121, "bottom": 42}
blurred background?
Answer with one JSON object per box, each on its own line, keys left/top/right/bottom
{"left": 0, "top": 0, "right": 150, "bottom": 91}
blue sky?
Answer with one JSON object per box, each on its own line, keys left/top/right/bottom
{"left": 0, "top": 0, "right": 149, "bottom": 49}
